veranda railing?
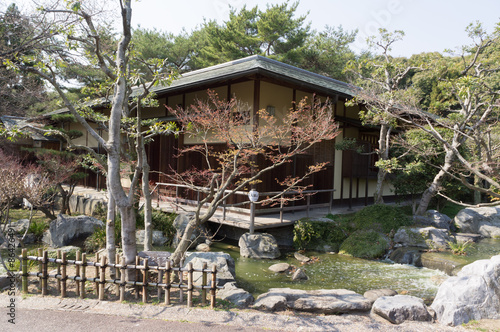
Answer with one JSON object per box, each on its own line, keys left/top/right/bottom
{"left": 20, "top": 248, "right": 218, "bottom": 308}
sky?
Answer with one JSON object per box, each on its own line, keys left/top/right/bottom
{"left": 6, "top": 0, "right": 500, "bottom": 57}
{"left": 130, "top": 0, "right": 500, "bottom": 57}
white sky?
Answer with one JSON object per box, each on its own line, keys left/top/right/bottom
{"left": 6, "top": 0, "right": 500, "bottom": 57}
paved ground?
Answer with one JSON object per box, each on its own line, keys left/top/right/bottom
{"left": 0, "top": 294, "right": 477, "bottom": 332}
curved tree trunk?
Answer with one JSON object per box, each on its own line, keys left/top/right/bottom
{"left": 416, "top": 149, "right": 455, "bottom": 215}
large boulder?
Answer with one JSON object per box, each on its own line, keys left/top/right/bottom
{"left": 338, "top": 229, "right": 389, "bottom": 259}
{"left": 454, "top": 207, "right": 500, "bottom": 237}
{"left": 172, "top": 213, "right": 210, "bottom": 249}
{"left": 183, "top": 251, "right": 236, "bottom": 286}
{"left": 394, "top": 227, "right": 452, "bottom": 249}
{"left": 217, "top": 281, "right": 254, "bottom": 308}
{"left": 135, "top": 230, "right": 168, "bottom": 246}
{"left": 414, "top": 210, "right": 453, "bottom": 230}
{"left": 431, "top": 255, "right": 500, "bottom": 326}
{"left": 238, "top": 232, "right": 280, "bottom": 259}
{"left": 42, "top": 214, "right": 104, "bottom": 248}
{"left": 253, "top": 288, "right": 372, "bottom": 314}
{"left": 372, "top": 295, "right": 434, "bottom": 324}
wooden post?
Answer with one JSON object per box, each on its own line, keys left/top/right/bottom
{"left": 56, "top": 249, "right": 61, "bottom": 293}
{"left": 280, "top": 194, "right": 284, "bottom": 223}
{"left": 142, "top": 258, "right": 148, "bottom": 303}
{"left": 81, "top": 253, "right": 87, "bottom": 299}
{"left": 164, "top": 260, "right": 171, "bottom": 305}
{"left": 94, "top": 252, "right": 100, "bottom": 295}
{"left": 61, "top": 252, "right": 67, "bottom": 298}
{"left": 99, "top": 255, "right": 106, "bottom": 301}
{"left": 42, "top": 250, "right": 48, "bottom": 296}
{"left": 157, "top": 268, "right": 163, "bottom": 300}
{"left": 115, "top": 253, "right": 121, "bottom": 295}
{"left": 201, "top": 262, "right": 207, "bottom": 306}
{"left": 75, "top": 250, "right": 81, "bottom": 297}
{"left": 210, "top": 265, "right": 217, "bottom": 309}
{"left": 179, "top": 260, "right": 184, "bottom": 303}
{"left": 21, "top": 248, "right": 28, "bottom": 294}
{"left": 135, "top": 256, "right": 140, "bottom": 300}
{"left": 37, "top": 248, "right": 42, "bottom": 291}
{"left": 119, "top": 256, "right": 126, "bottom": 302}
{"left": 187, "top": 262, "right": 193, "bottom": 308}
{"left": 249, "top": 202, "right": 255, "bottom": 234}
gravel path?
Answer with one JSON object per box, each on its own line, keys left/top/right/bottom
{"left": 1, "top": 294, "right": 472, "bottom": 332}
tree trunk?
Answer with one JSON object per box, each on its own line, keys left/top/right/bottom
{"left": 170, "top": 216, "right": 199, "bottom": 266}
{"left": 373, "top": 123, "right": 390, "bottom": 204}
{"left": 119, "top": 204, "right": 136, "bottom": 279}
{"left": 142, "top": 149, "right": 153, "bottom": 251}
{"left": 106, "top": 182, "right": 116, "bottom": 278}
{"left": 416, "top": 149, "right": 455, "bottom": 215}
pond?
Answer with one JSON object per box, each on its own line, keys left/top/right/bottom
{"left": 210, "top": 242, "right": 446, "bottom": 300}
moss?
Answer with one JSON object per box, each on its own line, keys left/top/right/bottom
{"left": 339, "top": 229, "right": 388, "bottom": 259}
{"left": 293, "top": 219, "right": 348, "bottom": 251}
{"left": 351, "top": 204, "right": 412, "bottom": 234}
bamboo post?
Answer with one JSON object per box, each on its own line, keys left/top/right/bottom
{"left": 42, "top": 250, "right": 48, "bottom": 296}
{"left": 201, "top": 262, "right": 207, "bottom": 306}
{"left": 81, "top": 253, "right": 86, "bottom": 299}
{"left": 179, "top": 260, "right": 184, "bottom": 303}
{"left": 157, "top": 268, "right": 163, "bottom": 300}
{"left": 164, "top": 260, "right": 171, "bottom": 305}
{"left": 94, "top": 252, "right": 100, "bottom": 295}
{"left": 210, "top": 265, "right": 217, "bottom": 309}
{"left": 75, "top": 250, "right": 81, "bottom": 296}
{"left": 119, "top": 256, "right": 126, "bottom": 302}
{"left": 99, "top": 255, "right": 106, "bottom": 301}
{"left": 135, "top": 256, "right": 140, "bottom": 300}
{"left": 115, "top": 253, "right": 121, "bottom": 295}
{"left": 61, "top": 252, "right": 67, "bottom": 298}
{"left": 56, "top": 249, "right": 61, "bottom": 293}
{"left": 187, "top": 262, "right": 193, "bottom": 308}
{"left": 142, "top": 258, "right": 148, "bottom": 303}
{"left": 37, "top": 248, "right": 42, "bottom": 291}
{"left": 21, "top": 248, "right": 28, "bottom": 294}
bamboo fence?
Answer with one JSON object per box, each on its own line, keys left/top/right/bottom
{"left": 20, "top": 248, "right": 219, "bottom": 308}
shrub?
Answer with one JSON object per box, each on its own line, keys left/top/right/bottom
{"left": 28, "top": 220, "right": 49, "bottom": 241}
{"left": 351, "top": 204, "right": 412, "bottom": 234}
{"left": 339, "top": 229, "right": 388, "bottom": 259}
{"left": 137, "top": 209, "right": 177, "bottom": 246}
{"left": 293, "top": 219, "right": 348, "bottom": 251}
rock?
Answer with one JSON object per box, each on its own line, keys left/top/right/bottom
{"left": 8, "top": 219, "right": 30, "bottom": 233}
{"left": 22, "top": 233, "right": 36, "bottom": 245}
{"left": 294, "top": 252, "right": 311, "bottom": 263}
{"left": 0, "top": 272, "right": 19, "bottom": 290}
{"left": 253, "top": 295, "right": 288, "bottom": 311}
{"left": 135, "top": 230, "right": 168, "bottom": 246}
{"left": 414, "top": 210, "right": 453, "bottom": 230}
{"left": 196, "top": 243, "right": 210, "bottom": 252}
{"left": 42, "top": 214, "right": 104, "bottom": 248}
{"left": 238, "top": 232, "right": 280, "bottom": 259}
{"left": 394, "top": 227, "right": 452, "bottom": 249}
{"left": 183, "top": 252, "right": 236, "bottom": 286}
{"left": 372, "top": 295, "right": 433, "bottom": 324}
{"left": 137, "top": 251, "right": 171, "bottom": 267}
{"left": 454, "top": 207, "right": 500, "bottom": 237}
{"left": 254, "top": 288, "right": 371, "bottom": 314}
{"left": 268, "top": 263, "right": 291, "bottom": 273}
{"left": 47, "top": 246, "right": 81, "bottom": 260}
{"left": 172, "top": 213, "right": 209, "bottom": 249}
{"left": 388, "top": 247, "right": 422, "bottom": 266}
{"left": 420, "top": 252, "right": 468, "bottom": 276}
{"left": 454, "top": 233, "right": 481, "bottom": 243}
{"left": 363, "top": 289, "right": 398, "bottom": 303}
{"left": 291, "top": 268, "right": 308, "bottom": 281}
{"left": 217, "top": 281, "right": 254, "bottom": 308}
{"left": 0, "top": 233, "right": 22, "bottom": 248}
{"left": 431, "top": 255, "right": 500, "bottom": 326}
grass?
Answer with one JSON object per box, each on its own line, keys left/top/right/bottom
{"left": 447, "top": 240, "right": 474, "bottom": 256}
